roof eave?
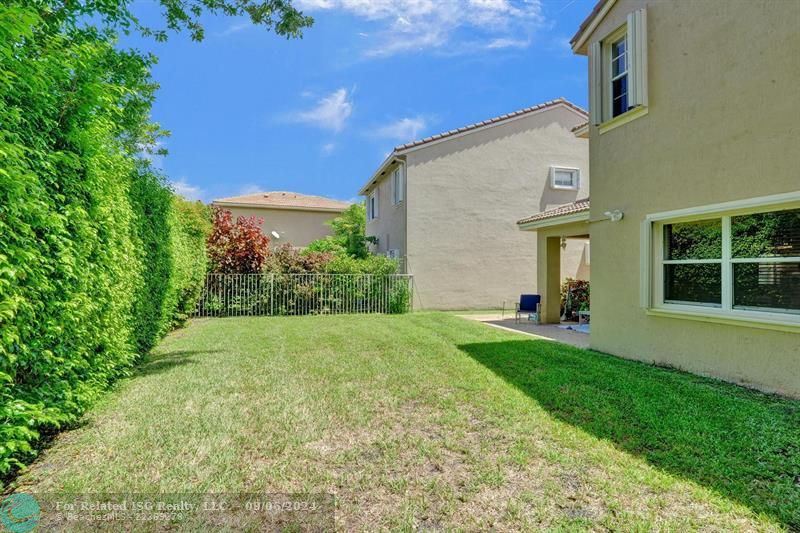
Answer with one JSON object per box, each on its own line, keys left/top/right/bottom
{"left": 358, "top": 153, "right": 404, "bottom": 196}
{"left": 391, "top": 100, "right": 587, "bottom": 155}
{"left": 572, "top": 123, "right": 590, "bottom": 138}
{"left": 517, "top": 210, "right": 590, "bottom": 231}
{"left": 570, "top": 0, "right": 617, "bottom": 55}
{"left": 211, "top": 201, "right": 348, "bottom": 213}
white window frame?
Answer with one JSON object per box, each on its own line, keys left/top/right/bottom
{"left": 550, "top": 166, "right": 580, "bottom": 191}
{"left": 391, "top": 165, "right": 404, "bottom": 206}
{"left": 601, "top": 25, "right": 629, "bottom": 122}
{"left": 368, "top": 190, "right": 379, "bottom": 221}
{"left": 590, "top": 8, "right": 648, "bottom": 133}
{"left": 641, "top": 192, "right": 800, "bottom": 331}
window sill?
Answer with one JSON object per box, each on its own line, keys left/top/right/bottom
{"left": 646, "top": 307, "right": 800, "bottom": 334}
{"left": 551, "top": 185, "right": 579, "bottom": 191}
{"left": 598, "top": 105, "right": 648, "bottom": 135}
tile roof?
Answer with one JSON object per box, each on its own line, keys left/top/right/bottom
{"left": 517, "top": 198, "right": 590, "bottom": 225}
{"left": 213, "top": 191, "right": 351, "bottom": 211}
{"left": 570, "top": 0, "right": 613, "bottom": 47}
{"left": 393, "top": 98, "right": 587, "bottom": 152}
{"left": 571, "top": 121, "right": 589, "bottom": 133}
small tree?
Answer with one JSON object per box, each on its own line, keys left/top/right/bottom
{"left": 207, "top": 207, "right": 270, "bottom": 273}
{"left": 306, "top": 203, "right": 376, "bottom": 259}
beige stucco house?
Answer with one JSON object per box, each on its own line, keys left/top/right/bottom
{"left": 519, "top": 0, "right": 799, "bottom": 397}
{"left": 360, "top": 98, "right": 590, "bottom": 310}
{"left": 212, "top": 191, "right": 350, "bottom": 248}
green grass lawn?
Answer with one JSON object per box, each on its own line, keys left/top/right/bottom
{"left": 11, "top": 313, "right": 799, "bottom": 531}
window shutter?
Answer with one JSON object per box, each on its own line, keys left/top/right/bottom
{"left": 589, "top": 40, "right": 603, "bottom": 125}
{"left": 391, "top": 170, "right": 397, "bottom": 205}
{"left": 399, "top": 166, "right": 404, "bottom": 203}
{"left": 640, "top": 219, "right": 652, "bottom": 308}
{"left": 627, "top": 8, "right": 648, "bottom": 108}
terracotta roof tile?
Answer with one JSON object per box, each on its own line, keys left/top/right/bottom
{"left": 393, "top": 98, "right": 587, "bottom": 152}
{"left": 517, "top": 198, "right": 590, "bottom": 225}
{"left": 213, "top": 191, "right": 350, "bottom": 211}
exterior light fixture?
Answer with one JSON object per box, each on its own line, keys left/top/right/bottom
{"left": 604, "top": 210, "right": 624, "bottom": 222}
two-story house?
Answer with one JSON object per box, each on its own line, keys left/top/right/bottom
{"left": 519, "top": 0, "right": 799, "bottom": 396}
{"left": 212, "top": 191, "right": 350, "bottom": 248}
{"left": 360, "top": 98, "right": 589, "bottom": 310}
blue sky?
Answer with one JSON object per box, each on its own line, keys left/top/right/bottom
{"left": 123, "top": 0, "right": 594, "bottom": 203}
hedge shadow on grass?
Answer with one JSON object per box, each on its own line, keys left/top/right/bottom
{"left": 136, "top": 350, "right": 219, "bottom": 377}
{"left": 459, "top": 339, "right": 800, "bottom": 528}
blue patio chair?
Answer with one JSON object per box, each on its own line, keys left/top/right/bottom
{"left": 515, "top": 294, "right": 541, "bottom": 324}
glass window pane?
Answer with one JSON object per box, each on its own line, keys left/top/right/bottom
{"left": 554, "top": 170, "right": 575, "bottom": 187}
{"left": 664, "top": 219, "right": 722, "bottom": 260}
{"left": 612, "top": 94, "right": 628, "bottom": 117}
{"left": 664, "top": 264, "right": 722, "bottom": 306}
{"left": 612, "top": 75, "right": 627, "bottom": 99}
{"left": 731, "top": 208, "right": 800, "bottom": 258}
{"left": 612, "top": 37, "right": 626, "bottom": 58}
{"left": 612, "top": 53, "right": 626, "bottom": 77}
{"left": 734, "top": 262, "right": 800, "bottom": 312}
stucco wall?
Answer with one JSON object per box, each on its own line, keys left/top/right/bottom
{"left": 403, "top": 104, "right": 589, "bottom": 310}
{"left": 365, "top": 161, "right": 407, "bottom": 260}
{"left": 583, "top": 0, "right": 800, "bottom": 396}
{"left": 219, "top": 206, "right": 341, "bottom": 248}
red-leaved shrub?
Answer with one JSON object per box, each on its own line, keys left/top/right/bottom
{"left": 207, "top": 207, "right": 271, "bottom": 273}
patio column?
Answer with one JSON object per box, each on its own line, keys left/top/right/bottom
{"left": 538, "top": 234, "right": 562, "bottom": 324}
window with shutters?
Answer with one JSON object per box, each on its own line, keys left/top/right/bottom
{"left": 368, "top": 190, "right": 379, "bottom": 221}
{"left": 391, "top": 165, "right": 404, "bottom": 205}
{"left": 590, "top": 9, "right": 648, "bottom": 131}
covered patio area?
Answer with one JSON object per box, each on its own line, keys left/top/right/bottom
{"left": 517, "top": 198, "right": 591, "bottom": 326}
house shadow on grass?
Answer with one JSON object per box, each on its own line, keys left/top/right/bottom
{"left": 136, "top": 350, "right": 217, "bottom": 377}
{"left": 458, "top": 340, "right": 800, "bottom": 528}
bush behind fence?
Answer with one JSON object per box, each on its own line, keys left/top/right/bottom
{"left": 196, "top": 273, "right": 414, "bottom": 317}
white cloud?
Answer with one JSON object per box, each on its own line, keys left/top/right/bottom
{"left": 321, "top": 142, "right": 337, "bottom": 155}
{"left": 290, "top": 88, "right": 353, "bottom": 132}
{"left": 375, "top": 116, "right": 427, "bottom": 141}
{"left": 486, "top": 37, "right": 531, "bottom": 49}
{"left": 218, "top": 21, "right": 252, "bottom": 36}
{"left": 238, "top": 184, "right": 264, "bottom": 195}
{"left": 297, "top": 0, "right": 335, "bottom": 8}
{"left": 171, "top": 178, "right": 205, "bottom": 202}
{"left": 296, "top": 0, "right": 544, "bottom": 57}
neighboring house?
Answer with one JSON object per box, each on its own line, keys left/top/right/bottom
{"left": 360, "top": 98, "right": 589, "bottom": 310}
{"left": 212, "top": 191, "right": 350, "bottom": 248}
{"left": 519, "top": 0, "right": 799, "bottom": 397}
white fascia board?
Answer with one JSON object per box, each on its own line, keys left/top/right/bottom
{"left": 572, "top": 0, "right": 618, "bottom": 54}
{"left": 358, "top": 154, "right": 402, "bottom": 196}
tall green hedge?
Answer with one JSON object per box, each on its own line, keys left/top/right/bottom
{"left": 0, "top": 6, "right": 209, "bottom": 480}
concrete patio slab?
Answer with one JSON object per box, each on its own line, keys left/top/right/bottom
{"left": 457, "top": 313, "right": 590, "bottom": 349}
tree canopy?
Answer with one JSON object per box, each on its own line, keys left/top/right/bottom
{"left": 30, "top": 0, "right": 313, "bottom": 41}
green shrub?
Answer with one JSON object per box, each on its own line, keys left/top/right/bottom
{"left": 0, "top": 6, "right": 209, "bottom": 482}
{"left": 305, "top": 203, "right": 376, "bottom": 259}
{"left": 169, "top": 198, "right": 211, "bottom": 327}
{"left": 325, "top": 254, "right": 399, "bottom": 275}
{"left": 561, "top": 278, "right": 590, "bottom": 321}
